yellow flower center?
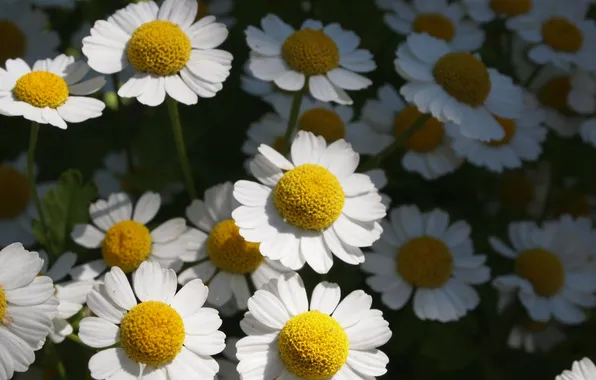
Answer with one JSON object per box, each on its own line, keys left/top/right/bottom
{"left": 0, "top": 166, "right": 30, "bottom": 219}
{"left": 397, "top": 236, "right": 453, "bottom": 288}
{"left": 542, "top": 17, "right": 583, "bottom": 53}
{"left": 195, "top": 0, "right": 208, "bottom": 20}
{"left": 0, "top": 285, "right": 7, "bottom": 322}
{"left": 499, "top": 171, "right": 534, "bottom": 211}
{"left": 278, "top": 310, "right": 349, "bottom": 380}
{"left": 13, "top": 71, "right": 69, "bottom": 109}
{"left": 102, "top": 220, "right": 152, "bottom": 273}
{"left": 120, "top": 301, "right": 185, "bottom": 366}
{"left": 485, "top": 116, "right": 516, "bottom": 146}
{"left": 515, "top": 248, "right": 565, "bottom": 297}
{"left": 551, "top": 189, "right": 591, "bottom": 217}
{"left": 393, "top": 106, "right": 444, "bottom": 152}
{"left": 433, "top": 52, "right": 491, "bottom": 107}
{"left": 0, "top": 20, "right": 27, "bottom": 64}
{"left": 273, "top": 164, "right": 345, "bottom": 231}
{"left": 413, "top": 13, "right": 456, "bottom": 42}
{"left": 281, "top": 28, "right": 340, "bottom": 76}
{"left": 207, "top": 219, "right": 264, "bottom": 273}
{"left": 490, "top": 0, "right": 532, "bottom": 16}
{"left": 127, "top": 20, "right": 192, "bottom": 76}
{"left": 538, "top": 76, "right": 574, "bottom": 115}
{"left": 297, "top": 108, "right": 346, "bottom": 143}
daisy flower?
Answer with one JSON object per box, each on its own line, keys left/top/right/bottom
{"left": 394, "top": 33, "right": 524, "bottom": 141}
{"left": 0, "top": 243, "right": 59, "bottom": 379}
{"left": 360, "top": 84, "right": 463, "bottom": 180}
{"left": 38, "top": 251, "right": 95, "bottom": 343}
{"left": 0, "top": 152, "right": 55, "bottom": 247}
{"left": 507, "top": 321, "right": 566, "bottom": 353}
{"left": 82, "top": 0, "right": 233, "bottom": 106}
{"left": 78, "top": 261, "right": 225, "bottom": 379}
{"left": 177, "top": 182, "right": 290, "bottom": 312}
{"left": 194, "top": 0, "right": 235, "bottom": 27}
{"left": 0, "top": 55, "right": 106, "bottom": 129}
{"left": 240, "top": 61, "right": 277, "bottom": 98}
{"left": 492, "top": 164, "right": 551, "bottom": 217}
{"left": 0, "top": 2, "right": 59, "bottom": 66}
{"left": 461, "top": 0, "right": 537, "bottom": 23}
{"left": 236, "top": 272, "right": 392, "bottom": 380}
{"left": 362, "top": 205, "right": 490, "bottom": 322}
{"left": 215, "top": 337, "right": 238, "bottom": 380}
{"left": 490, "top": 219, "right": 596, "bottom": 324}
{"left": 70, "top": 191, "right": 188, "bottom": 279}
{"left": 509, "top": 0, "right": 596, "bottom": 71}
{"left": 94, "top": 151, "right": 184, "bottom": 205}
{"left": 233, "top": 131, "right": 386, "bottom": 274}
{"left": 557, "top": 358, "right": 596, "bottom": 380}
{"left": 245, "top": 14, "right": 375, "bottom": 105}
{"left": 379, "top": 0, "right": 484, "bottom": 52}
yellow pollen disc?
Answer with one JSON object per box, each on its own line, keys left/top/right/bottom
{"left": 278, "top": 310, "right": 349, "bottom": 380}
{"left": 551, "top": 189, "right": 591, "bottom": 217}
{"left": 195, "top": 0, "right": 209, "bottom": 20}
{"left": 120, "top": 301, "right": 185, "bottom": 366}
{"left": 515, "top": 248, "right": 565, "bottom": 297}
{"left": 0, "top": 166, "right": 30, "bottom": 219}
{"left": 485, "top": 116, "right": 516, "bottom": 146}
{"left": 393, "top": 106, "right": 444, "bottom": 152}
{"left": 102, "top": 220, "right": 152, "bottom": 273}
{"left": 397, "top": 236, "right": 453, "bottom": 288}
{"left": 413, "top": 13, "right": 456, "bottom": 42}
{"left": 207, "top": 219, "right": 264, "bottom": 273}
{"left": 273, "top": 164, "right": 344, "bottom": 231}
{"left": 281, "top": 28, "right": 340, "bottom": 76}
{"left": 127, "top": 20, "right": 192, "bottom": 76}
{"left": 542, "top": 17, "right": 583, "bottom": 53}
{"left": 499, "top": 172, "right": 534, "bottom": 211}
{"left": 0, "top": 21, "right": 27, "bottom": 64}
{"left": 433, "top": 52, "right": 491, "bottom": 107}
{"left": 297, "top": 108, "right": 346, "bottom": 143}
{"left": 0, "top": 285, "right": 6, "bottom": 322}
{"left": 490, "top": 0, "right": 532, "bottom": 16}
{"left": 13, "top": 71, "right": 69, "bottom": 109}
{"left": 538, "top": 76, "right": 574, "bottom": 115}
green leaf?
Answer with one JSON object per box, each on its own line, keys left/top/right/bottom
{"left": 420, "top": 324, "right": 478, "bottom": 371}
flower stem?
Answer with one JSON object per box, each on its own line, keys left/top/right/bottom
{"left": 281, "top": 87, "right": 306, "bottom": 156}
{"left": 523, "top": 65, "right": 543, "bottom": 88}
{"left": 360, "top": 113, "right": 431, "bottom": 172}
{"left": 67, "top": 333, "right": 83, "bottom": 345}
{"left": 166, "top": 97, "right": 197, "bottom": 200}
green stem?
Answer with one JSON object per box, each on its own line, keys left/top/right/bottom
{"left": 166, "top": 97, "right": 197, "bottom": 200}
{"left": 523, "top": 65, "right": 543, "bottom": 88}
{"left": 47, "top": 341, "right": 68, "bottom": 380}
{"left": 360, "top": 113, "right": 432, "bottom": 172}
{"left": 28, "top": 122, "right": 53, "bottom": 254}
{"left": 281, "top": 87, "right": 306, "bottom": 156}
{"left": 66, "top": 333, "right": 84, "bottom": 345}
{"left": 112, "top": 74, "right": 135, "bottom": 174}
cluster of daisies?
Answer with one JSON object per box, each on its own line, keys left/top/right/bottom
{"left": 2, "top": 0, "right": 596, "bottom": 379}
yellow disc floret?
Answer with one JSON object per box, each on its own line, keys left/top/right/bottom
{"left": 127, "top": 20, "right": 192, "bottom": 76}
{"left": 413, "top": 14, "right": 456, "bottom": 42}
{"left": 207, "top": 219, "right": 264, "bottom": 273}
{"left": 13, "top": 71, "right": 69, "bottom": 108}
{"left": 278, "top": 310, "right": 349, "bottom": 380}
{"left": 538, "top": 76, "right": 573, "bottom": 115}
{"left": 281, "top": 28, "right": 340, "bottom": 76}
{"left": 490, "top": 0, "right": 532, "bottom": 16}
{"left": 274, "top": 164, "right": 344, "bottom": 231}
{"left": 397, "top": 236, "right": 453, "bottom": 288}
{"left": 0, "top": 21, "right": 27, "bottom": 64}
{"left": 433, "top": 52, "right": 491, "bottom": 107}
{"left": 102, "top": 220, "right": 152, "bottom": 273}
{"left": 0, "top": 166, "right": 30, "bottom": 219}
{"left": 393, "top": 106, "right": 444, "bottom": 152}
{"left": 120, "top": 301, "right": 185, "bottom": 366}
{"left": 542, "top": 17, "right": 583, "bottom": 53}
{"left": 485, "top": 116, "right": 516, "bottom": 146}
{"left": 0, "top": 285, "right": 7, "bottom": 322}
{"left": 515, "top": 248, "right": 565, "bottom": 297}
{"left": 297, "top": 108, "right": 346, "bottom": 143}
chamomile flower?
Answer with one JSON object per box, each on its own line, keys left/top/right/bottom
{"left": 215, "top": 337, "right": 238, "bottom": 380}
{"left": 568, "top": 69, "right": 596, "bottom": 115}
{"left": 490, "top": 219, "right": 596, "bottom": 324}
{"left": 0, "top": 152, "right": 55, "bottom": 247}
{"left": 194, "top": 0, "right": 235, "bottom": 27}
{"left": 245, "top": 14, "right": 375, "bottom": 105}
{"left": 70, "top": 192, "right": 188, "bottom": 280}
{"left": 38, "top": 251, "right": 95, "bottom": 343}
{"left": 79, "top": 261, "right": 225, "bottom": 379}
{"left": 0, "top": 55, "right": 106, "bottom": 129}
{"left": 233, "top": 131, "right": 386, "bottom": 274}
{"left": 177, "top": 182, "right": 290, "bottom": 312}
{"left": 461, "top": 0, "right": 537, "bottom": 23}
{"left": 395, "top": 33, "right": 523, "bottom": 141}
{"left": 362, "top": 205, "right": 489, "bottom": 322}
{"left": 360, "top": 84, "right": 463, "bottom": 180}
{"left": 379, "top": 0, "right": 484, "bottom": 52}
{"left": 0, "top": 243, "right": 59, "bottom": 379}
{"left": 0, "top": 2, "right": 59, "bottom": 66}
{"left": 556, "top": 358, "right": 596, "bottom": 380}
{"left": 509, "top": 0, "right": 596, "bottom": 71}
{"left": 82, "top": 0, "right": 233, "bottom": 107}
{"left": 236, "top": 272, "right": 392, "bottom": 380}
{"left": 492, "top": 163, "right": 551, "bottom": 217}
{"left": 507, "top": 321, "right": 566, "bottom": 353}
